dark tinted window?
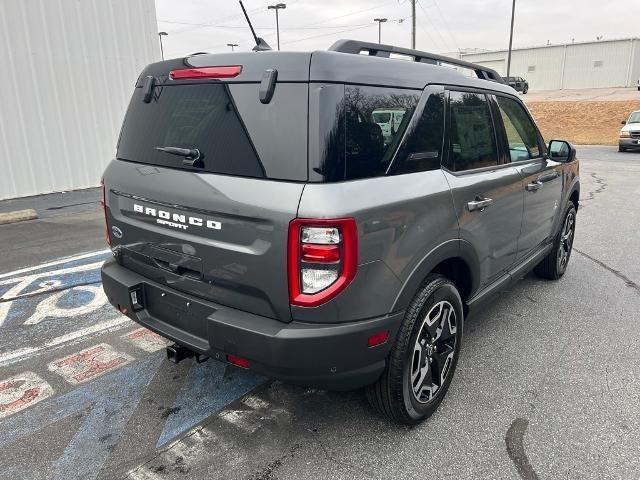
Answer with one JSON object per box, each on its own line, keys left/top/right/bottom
{"left": 389, "top": 92, "right": 445, "bottom": 175}
{"left": 445, "top": 91, "right": 499, "bottom": 172}
{"left": 496, "top": 95, "right": 540, "bottom": 161}
{"left": 117, "top": 83, "right": 307, "bottom": 180}
{"left": 343, "top": 86, "right": 420, "bottom": 180}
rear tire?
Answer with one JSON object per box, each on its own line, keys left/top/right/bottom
{"left": 366, "top": 275, "right": 463, "bottom": 425}
{"left": 534, "top": 203, "right": 576, "bottom": 280}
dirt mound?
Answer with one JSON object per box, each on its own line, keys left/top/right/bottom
{"left": 526, "top": 100, "right": 640, "bottom": 145}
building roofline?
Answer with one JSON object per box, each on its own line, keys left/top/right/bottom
{"left": 460, "top": 37, "right": 640, "bottom": 57}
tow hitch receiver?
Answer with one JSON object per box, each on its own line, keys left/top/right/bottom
{"left": 166, "top": 344, "right": 209, "bottom": 364}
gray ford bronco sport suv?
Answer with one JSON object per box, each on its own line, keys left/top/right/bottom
{"left": 101, "top": 40, "right": 580, "bottom": 424}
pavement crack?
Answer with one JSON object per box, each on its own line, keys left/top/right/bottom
{"left": 505, "top": 418, "right": 539, "bottom": 480}
{"left": 574, "top": 249, "right": 640, "bottom": 295}
{"left": 581, "top": 171, "right": 607, "bottom": 205}
{"left": 0, "top": 280, "right": 102, "bottom": 303}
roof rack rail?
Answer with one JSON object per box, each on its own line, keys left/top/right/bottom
{"left": 329, "top": 39, "right": 506, "bottom": 84}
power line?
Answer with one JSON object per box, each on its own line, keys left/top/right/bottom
{"left": 158, "top": 20, "right": 371, "bottom": 31}
{"left": 281, "top": 23, "right": 374, "bottom": 47}
{"left": 416, "top": 0, "right": 452, "bottom": 52}
{"left": 428, "top": 0, "right": 460, "bottom": 51}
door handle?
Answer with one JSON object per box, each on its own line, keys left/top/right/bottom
{"left": 467, "top": 197, "right": 494, "bottom": 212}
{"left": 526, "top": 181, "right": 543, "bottom": 192}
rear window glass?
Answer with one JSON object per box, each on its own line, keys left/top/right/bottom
{"left": 311, "top": 85, "right": 421, "bottom": 182}
{"left": 117, "top": 83, "right": 308, "bottom": 180}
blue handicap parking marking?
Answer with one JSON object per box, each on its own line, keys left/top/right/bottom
{"left": 157, "top": 360, "right": 266, "bottom": 447}
{"left": 0, "top": 355, "right": 164, "bottom": 480}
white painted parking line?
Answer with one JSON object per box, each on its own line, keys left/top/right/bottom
{"left": 0, "top": 317, "right": 132, "bottom": 367}
{"left": 0, "top": 250, "right": 110, "bottom": 279}
{"left": 48, "top": 343, "right": 134, "bottom": 385}
{"left": 122, "top": 327, "right": 172, "bottom": 353}
{"left": 0, "top": 372, "right": 54, "bottom": 419}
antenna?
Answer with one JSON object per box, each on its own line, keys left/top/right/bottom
{"left": 239, "top": 1, "right": 272, "bottom": 52}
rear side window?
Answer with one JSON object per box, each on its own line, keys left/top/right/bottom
{"left": 445, "top": 91, "right": 499, "bottom": 172}
{"left": 389, "top": 91, "right": 445, "bottom": 175}
{"left": 495, "top": 96, "right": 540, "bottom": 161}
{"left": 117, "top": 82, "right": 308, "bottom": 180}
{"left": 344, "top": 86, "right": 420, "bottom": 180}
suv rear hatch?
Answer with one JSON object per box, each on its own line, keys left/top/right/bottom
{"left": 103, "top": 52, "right": 311, "bottom": 322}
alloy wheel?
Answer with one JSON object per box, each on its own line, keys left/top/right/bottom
{"left": 557, "top": 210, "right": 575, "bottom": 271}
{"left": 410, "top": 300, "right": 458, "bottom": 404}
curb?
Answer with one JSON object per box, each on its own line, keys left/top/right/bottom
{"left": 0, "top": 209, "right": 39, "bottom": 225}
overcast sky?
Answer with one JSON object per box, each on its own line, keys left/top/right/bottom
{"left": 155, "top": 0, "right": 637, "bottom": 58}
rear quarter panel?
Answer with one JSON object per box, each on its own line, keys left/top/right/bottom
{"left": 295, "top": 170, "right": 459, "bottom": 323}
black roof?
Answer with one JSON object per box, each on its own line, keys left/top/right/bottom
{"left": 140, "top": 39, "right": 516, "bottom": 95}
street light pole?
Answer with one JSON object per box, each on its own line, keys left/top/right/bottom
{"left": 158, "top": 32, "right": 168, "bottom": 61}
{"left": 374, "top": 18, "right": 388, "bottom": 44}
{"left": 411, "top": 0, "right": 416, "bottom": 49}
{"left": 268, "top": 3, "right": 286, "bottom": 51}
{"left": 227, "top": 43, "right": 238, "bottom": 51}
{"left": 506, "top": 0, "right": 516, "bottom": 78}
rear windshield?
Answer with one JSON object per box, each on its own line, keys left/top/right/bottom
{"left": 117, "top": 82, "right": 308, "bottom": 180}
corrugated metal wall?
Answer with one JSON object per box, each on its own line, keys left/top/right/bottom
{"left": 0, "top": 0, "right": 159, "bottom": 200}
{"left": 461, "top": 39, "right": 640, "bottom": 91}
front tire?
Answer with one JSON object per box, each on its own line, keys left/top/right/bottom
{"left": 619, "top": 145, "right": 626, "bottom": 152}
{"left": 366, "top": 275, "right": 463, "bottom": 425}
{"left": 534, "top": 203, "right": 576, "bottom": 280}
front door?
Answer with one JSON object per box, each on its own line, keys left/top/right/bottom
{"left": 491, "top": 94, "right": 562, "bottom": 258}
{"left": 442, "top": 90, "right": 524, "bottom": 288}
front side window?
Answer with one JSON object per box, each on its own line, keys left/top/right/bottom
{"left": 445, "top": 91, "right": 499, "bottom": 172}
{"left": 496, "top": 96, "right": 540, "bottom": 162}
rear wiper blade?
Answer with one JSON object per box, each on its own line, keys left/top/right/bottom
{"left": 155, "top": 146, "right": 204, "bottom": 168}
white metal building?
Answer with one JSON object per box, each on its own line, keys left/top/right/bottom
{"left": 0, "top": 0, "right": 159, "bottom": 200}
{"left": 460, "top": 38, "right": 640, "bottom": 91}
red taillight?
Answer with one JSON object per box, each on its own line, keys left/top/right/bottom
{"left": 169, "top": 65, "right": 242, "bottom": 80}
{"left": 101, "top": 180, "right": 111, "bottom": 247}
{"left": 227, "top": 354, "right": 250, "bottom": 369}
{"left": 367, "top": 331, "right": 390, "bottom": 348}
{"left": 301, "top": 244, "right": 340, "bottom": 263}
{"left": 288, "top": 218, "right": 358, "bottom": 307}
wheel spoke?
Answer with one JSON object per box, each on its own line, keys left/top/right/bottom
{"left": 437, "top": 307, "right": 457, "bottom": 342}
{"left": 431, "top": 345, "right": 454, "bottom": 387}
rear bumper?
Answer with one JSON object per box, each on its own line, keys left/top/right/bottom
{"left": 101, "top": 258, "right": 403, "bottom": 390}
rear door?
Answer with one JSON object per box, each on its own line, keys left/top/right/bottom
{"left": 103, "top": 54, "right": 310, "bottom": 322}
{"left": 441, "top": 89, "right": 524, "bottom": 288}
{"left": 491, "top": 94, "right": 562, "bottom": 258}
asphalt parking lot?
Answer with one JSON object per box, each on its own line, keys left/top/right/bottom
{"left": 0, "top": 145, "right": 638, "bottom": 480}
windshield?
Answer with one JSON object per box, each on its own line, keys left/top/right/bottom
{"left": 628, "top": 112, "right": 640, "bottom": 124}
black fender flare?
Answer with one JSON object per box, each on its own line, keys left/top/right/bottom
{"left": 391, "top": 239, "right": 481, "bottom": 312}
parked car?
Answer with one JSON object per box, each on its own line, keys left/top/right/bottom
{"left": 503, "top": 76, "right": 529, "bottom": 94}
{"left": 101, "top": 39, "right": 580, "bottom": 425}
{"left": 619, "top": 110, "right": 640, "bottom": 151}
{"left": 372, "top": 108, "right": 407, "bottom": 144}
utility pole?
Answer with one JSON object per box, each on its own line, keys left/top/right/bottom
{"left": 411, "top": 0, "right": 416, "bottom": 49}
{"left": 158, "top": 31, "right": 168, "bottom": 61}
{"left": 374, "top": 18, "right": 387, "bottom": 44}
{"left": 268, "top": 3, "right": 286, "bottom": 51}
{"left": 506, "top": 0, "right": 516, "bottom": 78}
{"left": 227, "top": 43, "right": 238, "bottom": 51}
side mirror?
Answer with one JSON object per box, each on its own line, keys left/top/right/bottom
{"left": 548, "top": 140, "right": 576, "bottom": 163}
{"left": 622, "top": 120, "right": 627, "bottom": 125}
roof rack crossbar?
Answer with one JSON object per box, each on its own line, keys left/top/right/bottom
{"left": 329, "top": 39, "right": 506, "bottom": 84}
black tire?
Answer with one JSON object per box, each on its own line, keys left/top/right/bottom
{"left": 366, "top": 275, "right": 463, "bottom": 425}
{"left": 534, "top": 203, "right": 576, "bottom": 280}
{"left": 619, "top": 145, "right": 626, "bottom": 152}
{"left": 522, "top": 87, "right": 528, "bottom": 94}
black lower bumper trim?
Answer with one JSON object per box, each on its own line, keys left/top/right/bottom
{"left": 101, "top": 258, "right": 404, "bottom": 390}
